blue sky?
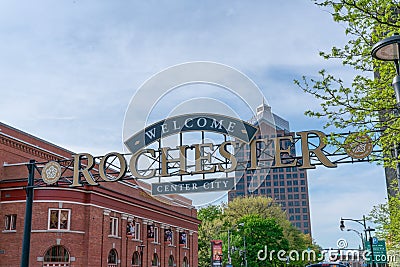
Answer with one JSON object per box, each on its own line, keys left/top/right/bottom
{"left": 0, "top": 1, "right": 388, "bottom": 249}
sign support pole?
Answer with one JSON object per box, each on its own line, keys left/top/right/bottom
{"left": 20, "top": 159, "right": 35, "bottom": 267}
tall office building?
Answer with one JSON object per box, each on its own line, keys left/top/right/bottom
{"left": 228, "top": 102, "right": 312, "bottom": 235}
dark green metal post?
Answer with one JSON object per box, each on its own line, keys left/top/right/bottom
{"left": 20, "top": 159, "right": 35, "bottom": 267}
{"left": 368, "top": 236, "right": 376, "bottom": 267}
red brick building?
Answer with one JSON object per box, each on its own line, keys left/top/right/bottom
{"left": 0, "top": 122, "right": 199, "bottom": 267}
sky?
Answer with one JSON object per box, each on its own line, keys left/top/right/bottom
{"left": 0, "top": 1, "right": 389, "bottom": 250}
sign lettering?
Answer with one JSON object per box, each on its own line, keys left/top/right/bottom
{"left": 35, "top": 114, "right": 372, "bottom": 195}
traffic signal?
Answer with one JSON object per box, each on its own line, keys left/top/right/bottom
{"left": 340, "top": 220, "right": 345, "bottom": 231}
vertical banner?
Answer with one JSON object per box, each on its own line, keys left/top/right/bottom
{"left": 126, "top": 221, "right": 135, "bottom": 237}
{"left": 147, "top": 224, "right": 154, "bottom": 239}
{"left": 211, "top": 240, "right": 223, "bottom": 267}
{"left": 164, "top": 228, "right": 173, "bottom": 244}
{"left": 179, "top": 232, "right": 187, "bottom": 246}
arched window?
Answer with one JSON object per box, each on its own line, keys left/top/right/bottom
{"left": 43, "top": 245, "right": 70, "bottom": 267}
{"left": 107, "top": 249, "right": 118, "bottom": 267}
{"left": 132, "top": 251, "right": 140, "bottom": 266}
{"left": 182, "top": 256, "right": 189, "bottom": 267}
{"left": 168, "top": 255, "right": 174, "bottom": 266}
{"left": 151, "top": 253, "right": 159, "bottom": 266}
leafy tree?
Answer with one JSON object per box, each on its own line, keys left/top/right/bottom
{"left": 296, "top": 0, "right": 400, "bottom": 254}
{"left": 197, "top": 196, "right": 318, "bottom": 266}
{"left": 222, "top": 194, "right": 287, "bottom": 224}
{"left": 368, "top": 197, "right": 400, "bottom": 250}
{"left": 197, "top": 205, "right": 224, "bottom": 267}
{"left": 198, "top": 204, "right": 223, "bottom": 222}
{"left": 229, "top": 214, "right": 289, "bottom": 267}
{"left": 223, "top": 196, "right": 314, "bottom": 254}
{"left": 295, "top": 0, "right": 400, "bottom": 173}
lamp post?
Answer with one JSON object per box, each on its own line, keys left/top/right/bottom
{"left": 225, "top": 222, "right": 247, "bottom": 267}
{"left": 243, "top": 234, "right": 247, "bottom": 267}
{"left": 347, "top": 228, "right": 365, "bottom": 250}
{"left": 371, "top": 34, "right": 400, "bottom": 103}
{"left": 340, "top": 216, "right": 367, "bottom": 235}
{"left": 235, "top": 222, "right": 247, "bottom": 267}
{"left": 372, "top": 33, "right": 400, "bottom": 193}
{"left": 138, "top": 244, "right": 145, "bottom": 267}
{"left": 227, "top": 228, "right": 232, "bottom": 265}
{"left": 227, "top": 222, "right": 245, "bottom": 266}
{"left": 340, "top": 216, "right": 376, "bottom": 267}
{"left": 340, "top": 216, "right": 367, "bottom": 243}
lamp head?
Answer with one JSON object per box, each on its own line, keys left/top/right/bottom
{"left": 372, "top": 34, "right": 400, "bottom": 61}
{"left": 340, "top": 220, "right": 345, "bottom": 231}
{"left": 372, "top": 33, "right": 400, "bottom": 75}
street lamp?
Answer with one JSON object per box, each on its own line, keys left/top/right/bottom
{"left": 138, "top": 244, "right": 145, "bottom": 267}
{"left": 339, "top": 216, "right": 376, "bottom": 267}
{"left": 372, "top": 33, "right": 400, "bottom": 194}
{"left": 227, "top": 222, "right": 245, "bottom": 266}
{"left": 347, "top": 228, "right": 365, "bottom": 250}
{"left": 237, "top": 223, "right": 247, "bottom": 267}
{"left": 371, "top": 33, "right": 400, "bottom": 105}
{"left": 339, "top": 216, "right": 367, "bottom": 232}
{"left": 243, "top": 235, "right": 247, "bottom": 267}
{"left": 340, "top": 220, "right": 345, "bottom": 231}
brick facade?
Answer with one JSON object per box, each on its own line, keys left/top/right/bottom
{"left": 0, "top": 122, "right": 199, "bottom": 267}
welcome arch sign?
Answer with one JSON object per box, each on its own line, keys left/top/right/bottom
{"left": 37, "top": 62, "right": 378, "bottom": 197}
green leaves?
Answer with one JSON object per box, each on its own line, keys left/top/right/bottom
{"left": 297, "top": 0, "right": 400, "bottom": 170}
{"left": 301, "top": 1, "right": 400, "bottom": 254}
{"left": 197, "top": 196, "right": 317, "bottom": 267}
{"left": 368, "top": 195, "right": 400, "bottom": 250}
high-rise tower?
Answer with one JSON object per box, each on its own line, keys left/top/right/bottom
{"left": 228, "top": 102, "right": 312, "bottom": 235}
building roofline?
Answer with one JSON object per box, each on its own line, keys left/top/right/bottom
{"left": 0, "top": 121, "right": 195, "bottom": 208}
{"left": 0, "top": 121, "right": 75, "bottom": 155}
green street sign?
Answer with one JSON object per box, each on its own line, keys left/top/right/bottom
{"left": 365, "top": 239, "right": 387, "bottom": 264}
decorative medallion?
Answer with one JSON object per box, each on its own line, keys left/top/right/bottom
{"left": 344, "top": 134, "right": 373, "bottom": 159}
{"left": 42, "top": 161, "right": 62, "bottom": 184}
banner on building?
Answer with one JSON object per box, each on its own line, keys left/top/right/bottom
{"left": 164, "top": 228, "right": 173, "bottom": 243}
{"left": 126, "top": 221, "right": 135, "bottom": 237}
{"left": 179, "top": 232, "right": 187, "bottom": 246}
{"left": 147, "top": 224, "right": 154, "bottom": 239}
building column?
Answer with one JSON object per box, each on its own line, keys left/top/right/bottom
{"left": 102, "top": 209, "right": 111, "bottom": 267}
{"left": 142, "top": 219, "right": 149, "bottom": 267}
{"left": 160, "top": 224, "right": 165, "bottom": 267}
{"left": 176, "top": 228, "right": 181, "bottom": 267}
{"left": 189, "top": 231, "right": 194, "bottom": 267}
{"left": 121, "top": 214, "right": 129, "bottom": 267}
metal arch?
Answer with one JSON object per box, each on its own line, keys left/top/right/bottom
{"left": 2, "top": 131, "right": 383, "bottom": 189}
